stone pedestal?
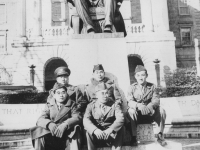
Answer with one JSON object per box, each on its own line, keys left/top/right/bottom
{"left": 68, "top": 33, "right": 130, "bottom": 107}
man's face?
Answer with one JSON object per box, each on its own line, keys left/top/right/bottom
{"left": 135, "top": 71, "right": 147, "bottom": 85}
{"left": 93, "top": 70, "right": 105, "bottom": 81}
{"left": 56, "top": 75, "right": 69, "bottom": 85}
{"left": 96, "top": 90, "right": 109, "bottom": 104}
{"left": 53, "top": 88, "right": 67, "bottom": 103}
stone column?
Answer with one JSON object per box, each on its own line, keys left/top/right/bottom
{"left": 19, "top": 0, "right": 26, "bottom": 37}
{"left": 25, "top": 0, "right": 42, "bottom": 38}
{"left": 151, "top": 0, "right": 169, "bottom": 32}
{"left": 140, "top": 0, "right": 154, "bottom": 32}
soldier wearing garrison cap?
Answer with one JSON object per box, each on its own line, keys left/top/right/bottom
{"left": 126, "top": 65, "right": 167, "bottom": 146}
{"left": 78, "top": 64, "right": 122, "bottom": 107}
{"left": 47, "top": 66, "right": 87, "bottom": 114}
{"left": 30, "top": 83, "right": 82, "bottom": 150}
{"left": 83, "top": 82, "right": 124, "bottom": 150}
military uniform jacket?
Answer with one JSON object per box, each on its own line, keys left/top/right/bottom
{"left": 127, "top": 82, "right": 160, "bottom": 112}
{"left": 84, "top": 77, "right": 122, "bottom": 105}
{"left": 30, "top": 98, "right": 82, "bottom": 140}
{"left": 48, "top": 82, "right": 87, "bottom": 113}
{"left": 83, "top": 100, "right": 124, "bottom": 136}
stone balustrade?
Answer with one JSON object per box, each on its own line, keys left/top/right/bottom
{"left": 42, "top": 26, "right": 71, "bottom": 38}
{"left": 126, "top": 24, "right": 145, "bottom": 35}
{"left": 39, "top": 24, "right": 145, "bottom": 38}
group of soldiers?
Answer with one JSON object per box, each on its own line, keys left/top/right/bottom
{"left": 30, "top": 64, "right": 167, "bottom": 150}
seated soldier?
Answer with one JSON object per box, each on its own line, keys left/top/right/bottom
{"left": 30, "top": 83, "right": 82, "bottom": 150}
{"left": 83, "top": 82, "right": 124, "bottom": 150}
{"left": 48, "top": 66, "right": 87, "bottom": 113}
{"left": 126, "top": 65, "right": 167, "bottom": 146}
{"left": 79, "top": 64, "right": 122, "bottom": 106}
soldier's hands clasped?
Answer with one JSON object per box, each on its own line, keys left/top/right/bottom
{"left": 137, "top": 103, "right": 150, "bottom": 115}
{"left": 94, "top": 129, "right": 105, "bottom": 139}
{"left": 54, "top": 123, "right": 68, "bottom": 138}
{"left": 103, "top": 128, "right": 113, "bottom": 140}
{"left": 48, "top": 122, "right": 58, "bottom": 136}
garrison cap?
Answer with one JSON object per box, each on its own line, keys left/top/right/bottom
{"left": 93, "top": 64, "right": 104, "bottom": 72}
{"left": 95, "top": 83, "right": 111, "bottom": 93}
{"left": 54, "top": 66, "right": 71, "bottom": 77}
{"left": 53, "top": 83, "right": 67, "bottom": 92}
{"left": 135, "top": 65, "right": 147, "bottom": 74}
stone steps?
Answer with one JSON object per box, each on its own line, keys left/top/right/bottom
{"left": 0, "top": 125, "right": 31, "bottom": 141}
{"left": 0, "top": 139, "right": 33, "bottom": 150}
{"left": 0, "top": 138, "right": 182, "bottom": 150}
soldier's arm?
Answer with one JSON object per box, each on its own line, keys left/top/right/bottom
{"left": 83, "top": 104, "right": 98, "bottom": 135}
{"left": 113, "top": 84, "right": 123, "bottom": 106}
{"left": 109, "top": 104, "right": 124, "bottom": 132}
{"left": 127, "top": 85, "right": 137, "bottom": 109}
{"left": 62, "top": 102, "right": 82, "bottom": 130}
{"left": 147, "top": 85, "right": 160, "bottom": 113}
{"left": 75, "top": 86, "right": 88, "bottom": 113}
{"left": 36, "top": 103, "right": 52, "bottom": 129}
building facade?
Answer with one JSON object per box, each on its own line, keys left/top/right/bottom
{"left": 0, "top": 0, "right": 176, "bottom": 91}
{"left": 167, "top": 0, "right": 200, "bottom": 67}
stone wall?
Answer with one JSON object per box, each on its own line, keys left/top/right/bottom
{"left": 0, "top": 0, "right": 177, "bottom": 91}
{"left": 167, "top": 0, "right": 200, "bottom": 67}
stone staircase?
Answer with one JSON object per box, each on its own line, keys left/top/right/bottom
{"left": 0, "top": 124, "right": 183, "bottom": 150}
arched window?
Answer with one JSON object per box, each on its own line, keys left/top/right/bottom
{"left": 44, "top": 58, "right": 68, "bottom": 91}
{"left": 128, "top": 54, "right": 144, "bottom": 84}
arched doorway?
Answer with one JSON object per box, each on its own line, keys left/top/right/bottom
{"left": 128, "top": 54, "right": 144, "bottom": 84}
{"left": 44, "top": 58, "right": 68, "bottom": 91}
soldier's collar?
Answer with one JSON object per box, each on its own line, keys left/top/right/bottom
{"left": 91, "top": 77, "right": 109, "bottom": 85}
{"left": 49, "top": 96, "right": 71, "bottom": 106}
{"left": 146, "top": 82, "right": 152, "bottom": 89}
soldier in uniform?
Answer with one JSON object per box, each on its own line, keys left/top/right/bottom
{"left": 83, "top": 82, "right": 124, "bottom": 150}
{"left": 30, "top": 83, "right": 82, "bottom": 150}
{"left": 79, "top": 64, "right": 122, "bottom": 106}
{"left": 126, "top": 65, "right": 167, "bottom": 146}
{"left": 48, "top": 66, "right": 87, "bottom": 113}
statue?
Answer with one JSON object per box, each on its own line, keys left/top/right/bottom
{"left": 67, "top": 0, "right": 127, "bottom": 36}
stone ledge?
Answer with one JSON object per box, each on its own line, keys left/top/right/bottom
{"left": 70, "top": 33, "right": 124, "bottom": 39}
{"left": 11, "top": 37, "right": 69, "bottom": 47}
{"left": 172, "top": 117, "right": 200, "bottom": 125}
{"left": 126, "top": 31, "right": 176, "bottom": 43}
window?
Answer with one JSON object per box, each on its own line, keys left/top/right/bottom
{"left": 180, "top": 27, "right": 192, "bottom": 46}
{"left": 0, "top": 33, "right": 6, "bottom": 53}
{"left": 51, "top": 0, "right": 69, "bottom": 26}
{"left": 178, "top": 0, "right": 190, "bottom": 15}
{"left": 0, "top": 4, "right": 6, "bottom": 25}
{"left": 130, "top": 0, "right": 142, "bottom": 23}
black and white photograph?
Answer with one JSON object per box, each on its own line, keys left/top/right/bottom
{"left": 0, "top": 0, "right": 200, "bottom": 150}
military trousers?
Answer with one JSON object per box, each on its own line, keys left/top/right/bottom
{"left": 73, "top": 0, "right": 116, "bottom": 30}
{"left": 32, "top": 127, "right": 81, "bottom": 150}
{"left": 86, "top": 127, "right": 123, "bottom": 150}
{"left": 126, "top": 106, "right": 166, "bottom": 137}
